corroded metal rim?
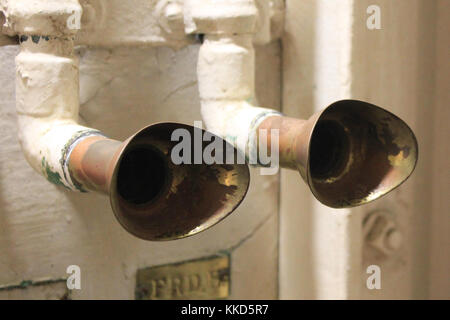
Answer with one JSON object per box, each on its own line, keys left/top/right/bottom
{"left": 257, "top": 99, "right": 418, "bottom": 208}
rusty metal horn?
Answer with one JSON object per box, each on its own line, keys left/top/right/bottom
{"left": 258, "top": 99, "right": 418, "bottom": 208}
{"left": 68, "top": 122, "right": 250, "bottom": 240}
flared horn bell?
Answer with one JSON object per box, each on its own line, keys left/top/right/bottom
{"left": 259, "top": 99, "right": 418, "bottom": 208}
{"left": 69, "top": 123, "right": 250, "bottom": 240}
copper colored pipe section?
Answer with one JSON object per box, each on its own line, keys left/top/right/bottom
{"left": 69, "top": 136, "right": 122, "bottom": 194}
{"left": 257, "top": 116, "right": 307, "bottom": 171}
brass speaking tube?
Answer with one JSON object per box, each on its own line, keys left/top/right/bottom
{"left": 68, "top": 123, "right": 250, "bottom": 241}
{"left": 257, "top": 99, "right": 418, "bottom": 208}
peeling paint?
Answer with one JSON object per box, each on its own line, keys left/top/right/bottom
{"left": 41, "top": 157, "right": 68, "bottom": 188}
{"left": 31, "top": 35, "right": 40, "bottom": 43}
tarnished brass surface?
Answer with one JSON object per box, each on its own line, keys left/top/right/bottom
{"left": 258, "top": 99, "right": 418, "bottom": 208}
{"left": 69, "top": 123, "right": 250, "bottom": 241}
{"left": 135, "top": 255, "right": 230, "bottom": 300}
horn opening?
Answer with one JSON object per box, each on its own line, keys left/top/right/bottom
{"left": 307, "top": 100, "right": 418, "bottom": 208}
{"left": 257, "top": 99, "right": 418, "bottom": 208}
{"left": 116, "top": 145, "right": 169, "bottom": 206}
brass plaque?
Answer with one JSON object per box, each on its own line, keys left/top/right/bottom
{"left": 135, "top": 254, "right": 230, "bottom": 300}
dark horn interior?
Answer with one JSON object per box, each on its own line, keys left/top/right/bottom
{"left": 117, "top": 146, "right": 168, "bottom": 205}
{"left": 309, "top": 120, "right": 350, "bottom": 181}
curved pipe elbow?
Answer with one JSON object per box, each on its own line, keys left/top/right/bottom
{"left": 200, "top": 99, "right": 281, "bottom": 163}
{"left": 197, "top": 34, "right": 282, "bottom": 164}
{"left": 196, "top": 34, "right": 418, "bottom": 208}
{"left": 15, "top": 37, "right": 104, "bottom": 191}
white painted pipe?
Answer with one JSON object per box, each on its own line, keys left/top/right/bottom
{"left": 15, "top": 36, "right": 104, "bottom": 191}
{"left": 196, "top": 32, "right": 282, "bottom": 164}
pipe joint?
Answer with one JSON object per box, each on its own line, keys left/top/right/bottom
{"left": 197, "top": 32, "right": 282, "bottom": 166}
{"left": 184, "top": 0, "right": 258, "bottom": 35}
{"left": 0, "top": 0, "right": 82, "bottom": 37}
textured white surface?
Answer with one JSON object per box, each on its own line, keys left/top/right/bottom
{"left": 0, "top": 0, "right": 82, "bottom": 36}
{"left": 75, "top": 0, "right": 191, "bottom": 48}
